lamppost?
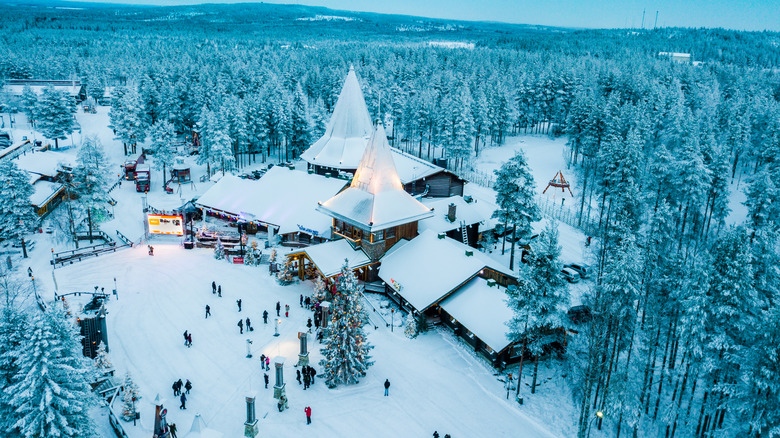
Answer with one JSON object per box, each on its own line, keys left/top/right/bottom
{"left": 390, "top": 309, "right": 394, "bottom": 332}
{"left": 586, "top": 411, "right": 604, "bottom": 438}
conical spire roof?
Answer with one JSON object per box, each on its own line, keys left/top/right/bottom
{"left": 301, "top": 66, "right": 373, "bottom": 170}
{"left": 318, "top": 122, "right": 433, "bottom": 232}
{"left": 187, "top": 414, "right": 223, "bottom": 438}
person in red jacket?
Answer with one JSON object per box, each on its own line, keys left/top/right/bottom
{"left": 304, "top": 406, "right": 312, "bottom": 425}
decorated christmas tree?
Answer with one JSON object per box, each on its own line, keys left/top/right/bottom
{"left": 276, "top": 256, "right": 296, "bottom": 285}
{"left": 244, "top": 241, "right": 259, "bottom": 266}
{"left": 94, "top": 342, "right": 112, "bottom": 374}
{"left": 121, "top": 372, "right": 140, "bottom": 422}
{"left": 319, "top": 260, "right": 374, "bottom": 388}
{"left": 404, "top": 313, "right": 418, "bottom": 339}
{"left": 313, "top": 275, "right": 328, "bottom": 302}
{"left": 213, "top": 238, "right": 225, "bottom": 260}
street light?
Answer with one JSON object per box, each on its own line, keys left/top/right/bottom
{"left": 390, "top": 309, "right": 394, "bottom": 332}
{"left": 586, "top": 411, "right": 604, "bottom": 438}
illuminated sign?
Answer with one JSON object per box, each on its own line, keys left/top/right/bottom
{"left": 147, "top": 214, "right": 184, "bottom": 236}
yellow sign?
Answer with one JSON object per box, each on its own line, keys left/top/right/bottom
{"left": 147, "top": 214, "right": 184, "bottom": 236}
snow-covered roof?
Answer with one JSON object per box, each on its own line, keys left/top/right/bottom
{"left": 318, "top": 123, "right": 433, "bottom": 232}
{"left": 378, "top": 229, "right": 514, "bottom": 312}
{"left": 187, "top": 413, "right": 223, "bottom": 438}
{"left": 391, "top": 148, "right": 443, "bottom": 185}
{"left": 289, "top": 239, "right": 372, "bottom": 278}
{"left": 13, "top": 150, "right": 73, "bottom": 178}
{"left": 463, "top": 183, "right": 500, "bottom": 230}
{"left": 300, "top": 67, "right": 373, "bottom": 170}
{"left": 419, "top": 196, "right": 487, "bottom": 234}
{"left": 195, "top": 167, "right": 347, "bottom": 237}
{"left": 439, "top": 277, "right": 515, "bottom": 354}
{"left": 30, "top": 180, "right": 64, "bottom": 207}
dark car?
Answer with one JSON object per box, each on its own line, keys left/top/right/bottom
{"left": 567, "top": 305, "right": 592, "bottom": 324}
{"left": 565, "top": 263, "right": 591, "bottom": 279}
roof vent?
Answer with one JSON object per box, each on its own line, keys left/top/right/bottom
{"left": 465, "top": 250, "right": 473, "bottom": 257}
{"left": 437, "top": 232, "right": 446, "bottom": 239}
{"left": 487, "top": 278, "right": 497, "bottom": 287}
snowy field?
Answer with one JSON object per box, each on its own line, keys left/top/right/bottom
{"left": 49, "top": 246, "right": 566, "bottom": 438}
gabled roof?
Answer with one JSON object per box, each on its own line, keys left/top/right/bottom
{"left": 317, "top": 123, "right": 433, "bottom": 232}
{"left": 300, "top": 67, "right": 373, "bottom": 170}
{"left": 419, "top": 196, "right": 488, "bottom": 234}
{"left": 378, "top": 229, "right": 514, "bottom": 312}
{"left": 288, "top": 239, "right": 372, "bottom": 278}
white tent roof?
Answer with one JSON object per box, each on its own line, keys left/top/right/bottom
{"left": 439, "top": 277, "right": 515, "bottom": 353}
{"left": 317, "top": 123, "right": 433, "bottom": 232}
{"left": 195, "top": 167, "right": 347, "bottom": 237}
{"left": 419, "top": 196, "right": 487, "bottom": 234}
{"left": 291, "top": 239, "right": 372, "bottom": 278}
{"left": 186, "top": 413, "right": 223, "bottom": 438}
{"left": 300, "top": 66, "right": 373, "bottom": 170}
{"left": 378, "top": 229, "right": 513, "bottom": 312}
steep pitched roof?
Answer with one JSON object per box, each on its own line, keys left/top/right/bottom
{"left": 300, "top": 67, "right": 373, "bottom": 170}
{"left": 317, "top": 123, "right": 433, "bottom": 232}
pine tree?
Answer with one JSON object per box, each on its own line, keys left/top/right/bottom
{"left": 0, "top": 161, "right": 37, "bottom": 252}
{"left": 313, "top": 275, "right": 328, "bottom": 302}
{"left": 276, "top": 256, "right": 296, "bottom": 285}
{"left": 404, "top": 312, "right": 419, "bottom": 339}
{"left": 0, "top": 307, "right": 28, "bottom": 434}
{"left": 319, "top": 260, "right": 374, "bottom": 388}
{"left": 35, "top": 86, "right": 76, "bottom": 149}
{"left": 72, "top": 136, "right": 111, "bottom": 243}
{"left": 120, "top": 372, "right": 140, "bottom": 422}
{"left": 109, "top": 86, "right": 147, "bottom": 155}
{"left": 287, "top": 83, "right": 312, "bottom": 159}
{"left": 243, "top": 241, "right": 259, "bottom": 266}
{"left": 20, "top": 86, "right": 38, "bottom": 126}
{"left": 213, "top": 239, "right": 225, "bottom": 260}
{"left": 6, "top": 305, "right": 97, "bottom": 438}
{"left": 93, "top": 343, "right": 112, "bottom": 374}
{"left": 148, "top": 120, "right": 177, "bottom": 184}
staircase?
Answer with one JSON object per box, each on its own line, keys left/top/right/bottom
{"left": 460, "top": 221, "right": 469, "bottom": 245}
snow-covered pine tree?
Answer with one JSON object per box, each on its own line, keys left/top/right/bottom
{"left": 213, "top": 239, "right": 225, "bottom": 260}
{"left": 148, "top": 120, "right": 177, "bottom": 184}
{"left": 243, "top": 241, "right": 259, "bottom": 266}
{"left": 0, "top": 307, "right": 28, "bottom": 432}
{"left": 6, "top": 305, "right": 97, "bottom": 438}
{"left": 319, "top": 260, "right": 374, "bottom": 388}
{"left": 72, "top": 136, "right": 111, "bottom": 243}
{"left": 0, "top": 160, "right": 37, "bottom": 253}
{"left": 121, "top": 372, "right": 140, "bottom": 422}
{"left": 287, "top": 83, "right": 312, "bottom": 160}
{"left": 404, "top": 312, "right": 418, "bottom": 339}
{"left": 313, "top": 275, "right": 328, "bottom": 302}
{"left": 94, "top": 342, "right": 112, "bottom": 374}
{"left": 109, "top": 86, "right": 147, "bottom": 155}
{"left": 35, "top": 86, "right": 76, "bottom": 150}
{"left": 276, "top": 256, "right": 296, "bottom": 285}
{"left": 20, "top": 86, "right": 38, "bottom": 126}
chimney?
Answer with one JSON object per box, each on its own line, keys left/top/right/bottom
{"left": 447, "top": 203, "right": 457, "bottom": 222}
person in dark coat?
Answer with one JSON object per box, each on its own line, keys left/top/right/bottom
{"left": 304, "top": 406, "right": 312, "bottom": 425}
{"left": 246, "top": 317, "right": 252, "bottom": 331}
{"left": 176, "top": 379, "right": 183, "bottom": 395}
{"left": 218, "top": 285, "right": 222, "bottom": 297}
{"left": 184, "top": 379, "right": 192, "bottom": 394}
{"left": 314, "top": 316, "right": 320, "bottom": 330}
{"left": 169, "top": 423, "right": 178, "bottom": 438}
{"left": 212, "top": 281, "right": 216, "bottom": 294}
{"left": 260, "top": 354, "right": 266, "bottom": 367}
{"left": 179, "top": 393, "right": 186, "bottom": 409}
{"left": 303, "top": 372, "right": 310, "bottom": 390}
{"left": 205, "top": 305, "right": 211, "bottom": 318}
{"left": 237, "top": 299, "right": 242, "bottom": 312}
{"left": 384, "top": 379, "right": 390, "bottom": 396}
{"left": 263, "top": 310, "right": 269, "bottom": 324}
{"left": 172, "top": 381, "right": 178, "bottom": 396}
{"left": 305, "top": 296, "right": 311, "bottom": 308}
{"left": 307, "top": 318, "right": 313, "bottom": 332}
{"left": 296, "top": 369, "right": 302, "bottom": 384}
{"left": 238, "top": 319, "right": 244, "bottom": 334}
{"left": 276, "top": 301, "right": 281, "bottom": 316}
{"left": 264, "top": 373, "right": 269, "bottom": 389}
{"left": 300, "top": 294, "right": 304, "bottom": 307}
{"left": 433, "top": 432, "right": 439, "bottom": 438}
{"left": 187, "top": 333, "right": 192, "bottom": 347}
{"left": 183, "top": 330, "right": 188, "bottom": 346}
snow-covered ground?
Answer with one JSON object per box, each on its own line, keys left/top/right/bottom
{"left": 48, "top": 246, "right": 566, "bottom": 438}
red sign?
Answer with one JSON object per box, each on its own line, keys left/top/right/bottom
{"left": 233, "top": 257, "right": 244, "bottom": 264}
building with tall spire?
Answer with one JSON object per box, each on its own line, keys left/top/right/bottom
{"left": 317, "top": 121, "right": 433, "bottom": 260}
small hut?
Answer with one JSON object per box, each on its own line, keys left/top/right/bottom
{"left": 171, "top": 160, "right": 191, "bottom": 183}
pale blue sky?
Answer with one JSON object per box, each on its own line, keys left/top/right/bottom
{"left": 65, "top": 0, "right": 780, "bottom": 31}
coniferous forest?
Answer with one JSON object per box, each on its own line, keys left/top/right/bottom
{"left": 1, "top": 2, "right": 780, "bottom": 437}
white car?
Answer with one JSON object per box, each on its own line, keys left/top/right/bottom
{"left": 561, "top": 267, "right": 580, "bottom": 283}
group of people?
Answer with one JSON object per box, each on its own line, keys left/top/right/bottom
{"left": 211, "top": 281, "right": 222, "bottom": 297}
{"left": 182, "top": 330, "right": 192, "bottom": 348}
{"left": 296, "top": 365, "right": 317, "bottom": 389}
{"left": 432, "top": 433, "right": 452, "bottom": 438}
{"left": 238, "top": 317, "right": 253, "bottom": 333}
{"left": 171, "top": 379, "right": 192, "bottom": 409}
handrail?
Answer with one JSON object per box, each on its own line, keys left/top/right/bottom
{"left": 359, "top": 286, "right": 389, "bottom": 329}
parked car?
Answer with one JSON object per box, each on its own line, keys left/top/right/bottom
{"left": 561, "top": 267, "right": 580, "bottom": 283}
{"left": 565, "top": 263, "right": 591, "bottom": 279}
{"left": 567, "top": 305, "right": 592, "bottom": 324}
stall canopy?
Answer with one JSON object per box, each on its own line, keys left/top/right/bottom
{"left": 195, "top": 167, "right": 348, "bottom": 238}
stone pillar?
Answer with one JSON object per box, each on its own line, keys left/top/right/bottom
{"left": 244, "top": 393, "right": 258, "bottom": 438}
{"left": 273, "top": 356, "right": 285, "bottom": 399}
{"left": 320, "top": 301, "right": 331, "bottom": 329}
{"left": 297, "top": 331, "right": 309, "bottom": 367}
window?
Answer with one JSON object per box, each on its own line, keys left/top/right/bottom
{"left": 385, "top": 227, "right": 396, "bottom": 239}
{"left": 372, "top": 230, "right": 384, "bottom": 242}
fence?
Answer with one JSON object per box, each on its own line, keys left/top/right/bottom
{"left": 461, "top": 169, "right": 495, "bottom": 188}
{"left": 535, "top": 195, "right": 599, "bottom": 237}
{"left": 107, "top": 385, "right": 130, "bottom": 438}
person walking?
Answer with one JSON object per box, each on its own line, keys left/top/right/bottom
{"left": 205, "top": 305, "right": 211, "bottom": 318}
{"left": 314, "top": 316, "right": 320, "bottom": 330}
{"left": 218, "top": 285, "right": 222, "bottom": 297}
{"left": 307, "top": 318, "right": 313, "bottom": 332}
{"left": 304, "top": 406, "right": 312, "bottom": 425}
{"left": 308, "top": 366, "right": 316, "bottom": 384}
{"left": 384, "top": 379, "right": 390, "bottom": 396}
{"left": 285, "top": 304, "right": 290, "bottom": 318}
{"left": 172, "top": 381, "right": 178, "bottom": 396}
{"left": 263, "top": 310, "right": 268, "bottom": 324}
{"left": 305, "top": 296, "right": 311, "bottom": 309}
{"left": 211, "top": 281, "right": 216, "bottom": 294}
{"left": 299, "top": 294, "right": 303, "bottom": 307}
{"left": 237, "top": 299, "right": 242, "bottom": 312}
{"left": 264, "top": 373, "right": 269, "bottom": 389}
{"left": 296, "top": 369, "right": 302, "bottom": 385}
{"left": 238, "top": 319, "right": 244, "bottom": 334}
{"left": 176, "top": 379, "right": 183, "bottom": 395}
{"left": 433, "top": 432, "right": 439, "bottom": 438}
{"left": 260, "top": 354, "right": 266, "bottom": 367}
{"left": 276, "top": 301, "right": 281, "bottom": 317}
{"left": 303, "top": 372, "right": 310, "bottom": 390}
{"left": 265, "top": 356, "right": 270, "bottom": 371}
{"left": 246, "top": 317, "right": 252, "bottom": 331}
{"left": 184, "top": 379, "right": 192, "bottom": 394}
{"left": 183, "top": 330, "right": 189, "bottom": 346}
{"left": 169, "top": 423, "right": 178, "bottom": 438}
{"left": 187, "top": 333, "right": 192, "bottom": 347}
{"left": 179, "top": 393, "right": 186, "bottom": 409}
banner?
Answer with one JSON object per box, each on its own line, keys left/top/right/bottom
{"left": 147, "top": 214, "right": 184, "bottom": 236}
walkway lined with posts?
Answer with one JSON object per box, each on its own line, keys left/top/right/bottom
{"left": 51, "top": 230, "right": 134, "bottom": 268}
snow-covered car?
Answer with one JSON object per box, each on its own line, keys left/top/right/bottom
{"left": 565, "top": 263, "right": 590, "bottom": 279}
{"left": 561, "top": 267, "right": 580, "bottom": 283}
{"left": 568, "top": 305, "right": 592, "bottom": 324}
